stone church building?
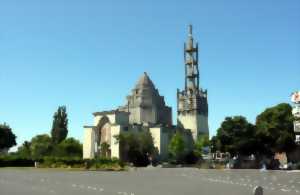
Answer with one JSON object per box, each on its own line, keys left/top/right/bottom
{"left": 83, "top": 25, "right": 209, "bottom": 161}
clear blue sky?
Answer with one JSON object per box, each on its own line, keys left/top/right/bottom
{"left": 1, "top": 0, "right": 299, "bottom": 150}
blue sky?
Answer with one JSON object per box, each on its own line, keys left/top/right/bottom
{"left": 1, "top": 0, "right": 299, "bottom": 150}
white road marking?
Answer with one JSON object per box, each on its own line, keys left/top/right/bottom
{"left": 281, "top": 188, "right": 291, "bottom": 192}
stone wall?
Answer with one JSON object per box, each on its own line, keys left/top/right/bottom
{"left": 150, "top": 127, "right": 174, "bottom": 161}
{"left": 83, "top": 126, "right": 96, "bottom": 159}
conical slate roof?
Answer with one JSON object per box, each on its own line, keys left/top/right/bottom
{"left": 135, "top": 72, "right": 155, "bottom": 89}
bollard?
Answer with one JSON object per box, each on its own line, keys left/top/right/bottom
{"left": 253, "top": 186, "right": 263, "bottom": 195}
{"left": 34, "top": 161, "right": 39, "bottom": 168}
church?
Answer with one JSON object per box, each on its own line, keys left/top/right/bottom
{"left": 83, "top": 25, "right": 209, "bottom": 161}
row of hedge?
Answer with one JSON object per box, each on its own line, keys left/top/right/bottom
{"left": 0, "top": 156, "right": 35, "bottom": 167}
{"left": 0, "top": 155, "right": 124, "bottom": 170}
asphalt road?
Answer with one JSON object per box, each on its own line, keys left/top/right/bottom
{"left": 0, "top": 168, "right": 299, "bottom": 195}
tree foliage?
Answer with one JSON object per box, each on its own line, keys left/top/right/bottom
{"left": 52, "top": 138, "right": 82, "bottom": 157}
{"left": 30, "top": 134, "right": 52, "bottom": 160}
{"left": 0, "top": 123, "right": 17, "bottom": 150}
{"left": 212, "top": 116, "right": 257, "bottom": 156}
{"left": 16, "top": 141, "right": 31, "bottom": 158}
{"left": 212, "top": 103, "right": 296, "bottom": 160}
{"left": 255, "top": 103, "right": 295, "bottom": 154}
{"left": 194, "top": 134, "right": 210, "bottom": 157}
{"left": 100, "top": 142, "right": 110, "bottom": 158}
{"left": 115, "top": 131, "right": 155, "bottom": 166}
{"left": 210, "top": 136, "right": 221, "bottom": 153}
{"left": 51, "top": 106, "right": 68, "bottom": 144}
{"left": 168, "top": 132, "right": 185, "bottom": 162}
{"left": 17, "top": 136, "right": 82, "bottom": 160}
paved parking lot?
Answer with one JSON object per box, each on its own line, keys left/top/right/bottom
{"left": 0, "top": 168, "right": 299, "bottom": 195}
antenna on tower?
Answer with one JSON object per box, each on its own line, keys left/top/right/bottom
{"left": 188, "top": 25, "right": 193, "bottom": 36}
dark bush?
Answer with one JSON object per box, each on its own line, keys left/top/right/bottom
{"left": 267, "top": 159, "right": 280, "bottom": 170}
{"left": 115, "top": 131, "right": 155, "bottom": 167}
{"left": 0, "top": 155, "right": 34, "bottom": 167}
{"left": 184, "top": 151, "right": 199, "bottom": 164}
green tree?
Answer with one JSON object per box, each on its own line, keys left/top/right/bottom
{"left": 168, "top": 132, "right": 185, "bottom": 163}
{"left": 51, "top": 106, "right": 68, "bottom": 144}
{"left": 16, "top": 141, "right": 31, "bottom": 158}
{"left": 100, "top": 142, "right": 110, "bottom": 158}
{"left": 214, "top": 116, "right": 257, "bottom": 157}
{"left": 52, "top": 138, "right": 82, "bottom": 157}
{"left": 115, "top": 131, "right": 155, "bottom": 166}
{"left": 210, "top": 136, "right": 221, "bottom": 153}
{"left": 0, "top": 123, "right": 17, "bottom": 151}
{"left": 256, "top": 103, "right": 295, "bottom": 154}
{"left": 194, "top": 134, "right": 210, "bottom": 157}
{"left": 139, "top": 131, "right": 155, "bottom": 156}
{"left": 30, "top": 134, "right": 52, "bottom": 160}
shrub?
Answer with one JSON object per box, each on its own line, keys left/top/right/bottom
{"left": 115, "top": 131, "right": 155, "bottom": 167}
{"left": 52, "top": 138, "right": 82, "bottom": 157}
{"left": 168, "top": 132, "right": 185, "bottom": 163}
{"left": 84, "top": 157, "right": 124, "bottom": 170}
{"left": 0, "top": 155, "right": 34, "bottom": 167}
{"left": 40, "top": 156, "right": 84, "bottom": 168}
{"left": 30, "top": 134, "right": 52, "bottom": 160}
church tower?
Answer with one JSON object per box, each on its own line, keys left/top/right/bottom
{"left": 177, "top": 25, "right": 209, "bottom": 141}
